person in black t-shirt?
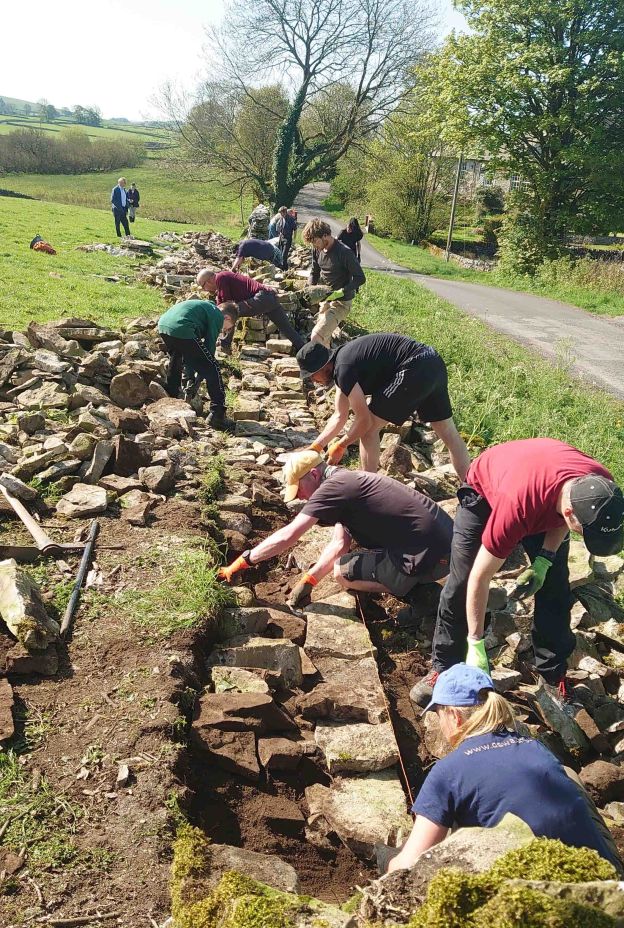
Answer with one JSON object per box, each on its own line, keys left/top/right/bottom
{"left": 217, "top": 451, "right": 452, "bottom": 610}
{"left": 337, "top": 218, "right": 364, "bottom": 261}
{"left": 296, "top": 334, "right": 471, "bottom": 478}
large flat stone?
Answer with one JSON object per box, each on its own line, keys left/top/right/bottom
{"left": 203, "top": 843, "right": 300, "bottom": 893}
{"left": 306, "top": 769, "right": 411, "bottom": 858}
{"left": 193, "top": 691, "right": 298, "bottom": 734}
{"left": 56, "top": 483, "right": 111, "bottom": 518}
{"left": 314, "top": 721, "right": 399, "bottom": 773}
{"left": 208, "top": 635, "right": 303, "bottom": 687}
{"left": 305, "top": 610, "right": 376, "bottom": 662}
{"left": 0, "top": 559, "right": 60, "bottom": 650}
{"left": 296, "top": 676, "right": 387, "bottom": 725}
{"left": 17, "top": 382, "right": 69, "bottom": 410}
{"left": 531, "top": 685, "right": 591, "bottom": 757}
{"left": 209, "top": 666, "right": 272, "bottom": 695}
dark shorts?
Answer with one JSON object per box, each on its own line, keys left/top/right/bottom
{"left": 338, "top": 549, "right": 448, "bottom": 597}
{"left": 368, "top": 351, "right": 452, "bottom": 425}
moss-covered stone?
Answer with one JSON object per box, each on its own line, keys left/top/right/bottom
{"left": 170, "top": 825, "right": 351, "bottom": 928}
{"left": 407, "top": 870, "right": 495, "bottom": 928}
{"left": 406, "top": 838, "right": 618, "bottom": 928}
{"left": 488, "top": 838, "right": 617, "bottom": 884}
{"left": 471, "top": 883, "right": 616, "bottom": 928}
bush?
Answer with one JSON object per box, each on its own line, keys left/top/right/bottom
{"left": 0, "top": 128, "right": 144, "bottom": 174}
{"left": 482, "top": 217, "right": 503, "bottom": 248}
{"left": 475, "top": 185, "right": 505, "bottom": 218}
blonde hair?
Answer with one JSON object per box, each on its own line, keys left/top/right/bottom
{"left": 441, "top": 689, "right": 518, "bottom": 749}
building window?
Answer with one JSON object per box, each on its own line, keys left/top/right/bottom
{"left": 510, "top": 173, "right": 529, "bottom": 191}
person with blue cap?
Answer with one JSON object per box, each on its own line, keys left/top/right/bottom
{"left": 386, "top": 664, "right": 622, "bottom": 875}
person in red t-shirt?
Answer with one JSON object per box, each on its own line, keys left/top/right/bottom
{"left": 411, "top": 438, "right": 624, "bottom": 707}
{"left": 196, "top": 268, "right": 305, "bottom": 353}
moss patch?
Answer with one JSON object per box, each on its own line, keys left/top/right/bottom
{"left": 407, "top": 838, "right": 617, "bottom": 928}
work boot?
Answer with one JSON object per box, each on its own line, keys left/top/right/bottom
{"left": 409, "top": 669, "right": 439, "bottom": 710}
{"left": 207, "top": 409, "right": 235, "bottom": 434}
{"left": 396, "top": 588, "right": 424, "bottom": 629}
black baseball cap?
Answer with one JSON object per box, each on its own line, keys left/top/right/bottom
{"left": 296, "top": 342, "right": 335, "bottom": 379}
{"left": 570, "top": 475, "right": 624, "bottom": 556}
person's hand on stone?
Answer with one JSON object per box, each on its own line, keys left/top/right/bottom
{"left": 217, "top": 552, "right": 251, "bottom": 583}
{"left": 287, "top": 573, "right": 317, "bottom": 609}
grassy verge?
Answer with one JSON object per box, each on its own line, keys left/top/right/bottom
{"left": 353, "top": 273, "right": 624, "bottom": 484}
{"left": 120, "top": 543, "right": 234, "bottom": 639}
{"left": 324, "top": 196, "right": 624, "bottom": 316}
{"left": 2, "top": 160, "right": 252, "bottom": 229}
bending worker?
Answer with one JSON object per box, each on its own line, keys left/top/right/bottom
{"left": 302, "top": 218, "right": 366, "bottom": 347}
{"left": 232, "top": 238, "right": 284, "bottom": 272}
{"left": 217, "top": 450, "right": 453, "bottom": 610}
{"left": 196, "top": 267, "right": 305, "bottom": 354}
{"left": 389, "top": 664, "right": 623, "bottom": 875}
{"left": 411, "top": 438, "right": 624, "bottom": 707}
{"left": 297, "top": 336, "right": 471, "bottom": 479}
{"left": 157, "top": 299, "right": 234, "bottom": 433}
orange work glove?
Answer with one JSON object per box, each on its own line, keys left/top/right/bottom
{"left": 309, "top": 440, "right": 324, "bottom": 454}
{"left": 287, "top": 572, "right": 318, "bottom": 609}
{"left": 327, "top": 437, "right": 348, "bottom": 465}
{"left": 217, "top": 551, "right": 251, "bottom": 583}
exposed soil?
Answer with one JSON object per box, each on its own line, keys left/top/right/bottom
{"left": 0, "top": 505, "right": 203, "bottom": 927}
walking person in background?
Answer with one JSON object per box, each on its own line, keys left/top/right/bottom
{"left": 127, "top": 183, "right": 140, "bottom": 223}
{"left": 269, "top": 206, "right": 287, "bottom": 239}
{"left": 110, "top": 177, "right": 130, "bottom": 237}
{"left": 338, "top": 217, "right": 364, "bottom": 262}
{"left": 302, "top": 218, "right": 366, "bottom": 347}
{"left": 277, "top": 207, "right": 298, "bottom": 268}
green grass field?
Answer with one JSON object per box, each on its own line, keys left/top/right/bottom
{"left": 0, "top": 113, "right": 169, "bottom": 144}
{"left": 2, "top": 162, "right": 252, "bottom": 229}
{"left": 0, "top": 197, "right": 201, "bottom": 330}
{"left": 354, "top": 273, "right": 624, "bottom": 484}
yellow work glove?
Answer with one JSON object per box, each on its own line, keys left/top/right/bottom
{"left": 466, "top": 636, "right": 489, "bottom": 672}
{"left": 217, "top": 551, "right": 251, "bottom": 583}
{"left": 327, "top": 437, "right": 348, "bottom": 465}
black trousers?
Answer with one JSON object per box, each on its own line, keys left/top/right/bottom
{"left": 280, "top": 235, "right": 293, "bottom": 268}
{"left": 220, "top": 290, "right": 305, "bottom": 350}
{"left": 113, "top": 206, "right": 130, "bottom": 237}
{"left": 432, "top": 485, "right": 575, "bottom": 684}
{"left": 160, "top": 334, "right": 226, "bottom": 412}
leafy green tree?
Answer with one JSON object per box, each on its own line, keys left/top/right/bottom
{"left": 174, "top": 0, "right": 435, "bottom": 207}
{"left": 428, "top": 0, "right": 624, "bottom": 270}
{"left": 22, "top": 103, "right": 31, "bottom": 116}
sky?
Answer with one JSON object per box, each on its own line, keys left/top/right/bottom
{"left": 1, "top": 0, "right": 466, "bottom": 122}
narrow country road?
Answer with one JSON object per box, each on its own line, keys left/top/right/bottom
{"left": 295, "top": 183, "right": 624, "bottom": 400}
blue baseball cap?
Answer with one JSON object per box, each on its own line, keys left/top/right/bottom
{"left": 423, "top": 663, "right": 494, "bottom": 713}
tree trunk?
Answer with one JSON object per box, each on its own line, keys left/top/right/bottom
{"left": 271, "top": 85, "right": 307, "bottom": 209}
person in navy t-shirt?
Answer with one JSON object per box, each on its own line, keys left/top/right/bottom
{"left": 388, "top": 665, "right": 623, "bottom": 876}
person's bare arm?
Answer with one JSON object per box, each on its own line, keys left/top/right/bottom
{"left": 342, "top": 384, "right": 375, "bottom": 445}
{"left": 386, "top": 817, "right": 448, "bottom": 873}
{"left": 542, "top": 524, "right": 569, "bottom": 553}
{"left": 315, "top": 388, "right": 350, "bottom": 447}
{"left": 306, "top": 524, "right": 351, "bottom": 581}
{"left": 249, "top": 513, "right": 318, "bottom": 563}
{"left": 466, "top": 545, "right": 505, "bottom": 638}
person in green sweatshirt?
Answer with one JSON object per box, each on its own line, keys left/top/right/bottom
{"left": 157, "top": 299, "right": 234, "bottom": 432}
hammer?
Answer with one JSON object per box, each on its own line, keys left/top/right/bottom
{"left": 0, "top": 486, "right": 86, "bottom": 557}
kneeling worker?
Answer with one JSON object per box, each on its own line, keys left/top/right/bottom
{"left": 196, "top": 267, "right": 305, "bottom": 353}
{"left": 297, "top": 335, "right": 471, "bottom": 479}
{"left": 388, "top": 664, "right": 623, "bottom": 875}
{"left": 217, "top": 450, "right": 453, "bottom": 609}
{"left": 157, "top": 299, "right": 234, "bottom": 432}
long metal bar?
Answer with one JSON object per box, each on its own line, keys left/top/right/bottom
{"left": 60, "top": 520, "right": 100, "bottom": 638}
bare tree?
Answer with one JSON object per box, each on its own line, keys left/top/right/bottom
{"left": 164, "top": 0, "right": 436, "bottom": 206}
